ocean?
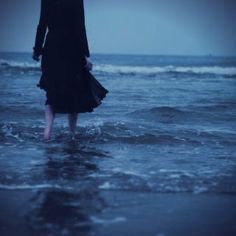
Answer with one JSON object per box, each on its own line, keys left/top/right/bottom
{"left": 0, "top": 52, "right": 236, "bottom": 235}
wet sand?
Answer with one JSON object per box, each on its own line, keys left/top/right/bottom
{"left": 1, "top": 190, "right": 236, "bottom": 236}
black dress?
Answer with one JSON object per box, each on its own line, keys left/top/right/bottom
{"left": 33, "top": 0, "right": 109, "bottom": 113}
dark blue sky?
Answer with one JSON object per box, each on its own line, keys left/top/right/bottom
{"left": 0, "top": 0, "right": 236, "bottom": 56}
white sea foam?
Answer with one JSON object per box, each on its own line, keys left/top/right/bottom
{"left": 1, "top": 59, "right": 236, "bottom": 75}
{"left": 0, "top": 59, "right": 39, "bottom": 68}
{"left": 93, "top": 64, "right": 236, "bottom": 76}
{"left": 111, "top": 167, "right": 149, "bottom": 178}
{"left": 98, "top": 181, "right": 116, "bottom": 189}
{"left": 0, "top": 184, "right": 73, "bottom": 190}
{"left": 193, "top": 186, "right": 208, "bottom": 194}
{"left": 90, "top": 215, "right": 127, "bottom": 224}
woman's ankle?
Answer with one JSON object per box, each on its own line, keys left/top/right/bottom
{"left": 44, "top": 127, "right": 51, "bottom": 141}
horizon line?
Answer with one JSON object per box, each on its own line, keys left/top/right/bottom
{"left": 0, "top": 50, "right": 236, "bottom": 58}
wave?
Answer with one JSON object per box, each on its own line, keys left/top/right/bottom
{"left": 0, "top": 166, "right": 234, "bottom": 194}
{"left": 0, "top": 182, "right": 233, "bottom": 194}
{"left": 127, "top": 106, "right": 191, "bottom": 122}
{"left": 127, "top": 104, "right": 236, "bottom": 121}
{"left": 1, "top": 59, "right": 236, "bottom": 76}
{"left": 0, "top": 59, "right": 40, "bottom": 72}
{"left": 97, "top": 181, "right": 211, "bottom": 194}
{"left": 94, "top": 64, "right": 236, "bottom": 76}
{"left": 0, "top": 121, "right": 190, "bottom": 145}
{"left": 96, "top": 171, "right": 235, "bottom": 194}
{"left": 0, "top": 182, "right": 213, "bottom": 194}
{"left": 2, "top": 118, "right": 235, "bottom": 148}
{"left": 0, "top": 183, "right": 73, "bottom": 190}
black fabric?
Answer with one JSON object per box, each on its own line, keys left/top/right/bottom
{"left": 33, "top": 0, "right": 109, "bottom": 113}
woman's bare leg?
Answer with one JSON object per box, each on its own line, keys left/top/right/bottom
{"left": 44, "top": 105, "right": 55, "bottom": 141}
{"left": 68, "top": 113, "right": 78, "bottom": 137}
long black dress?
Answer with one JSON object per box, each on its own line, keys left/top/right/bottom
{"left": 33, "top": 0, "right": 109, "bottom": 113}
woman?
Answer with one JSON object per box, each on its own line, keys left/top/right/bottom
{"left": 32, "top": 0, "right": 109, "bottom": 141}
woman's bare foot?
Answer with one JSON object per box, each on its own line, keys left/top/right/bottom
{"left": 68, "top": 113, "right": 78, "bottom": 140}
{"left": 44, "top": 105, "right": 55, "bottom": 141}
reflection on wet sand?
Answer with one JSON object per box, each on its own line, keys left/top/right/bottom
{"left": 25, "top": 139, "right": 111, "bottom": 236}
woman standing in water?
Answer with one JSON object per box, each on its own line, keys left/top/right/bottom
{"left": 32, "top": 0, "right": 109, "bottom": 141}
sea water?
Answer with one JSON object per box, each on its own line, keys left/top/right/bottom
{"left": 0, "top": 52, "right": 236, "bottom": 234}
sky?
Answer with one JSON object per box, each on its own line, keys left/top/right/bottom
{"left": 0, "top": 0, "right": 236, "bottom": 56}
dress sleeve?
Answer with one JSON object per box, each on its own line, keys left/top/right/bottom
{"left": 74, "top": 0, "right": 90, "bottom": 58}
{"left": 33, "top": 0, "right": 48, "bottom": 56}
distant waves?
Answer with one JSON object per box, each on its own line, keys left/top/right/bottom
{"left": 1, "top": 59, "right": 236, "bottom": 77}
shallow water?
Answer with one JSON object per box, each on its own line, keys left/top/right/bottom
{"left": 0, "top": 52, "right": 236, "bottom": 235}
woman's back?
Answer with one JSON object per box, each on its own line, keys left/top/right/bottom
{"left": 35, "top": 0, "right": 89, "bottom": 57}
{"left": 46, "top": 0, "right": 78, "bottom": 33}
